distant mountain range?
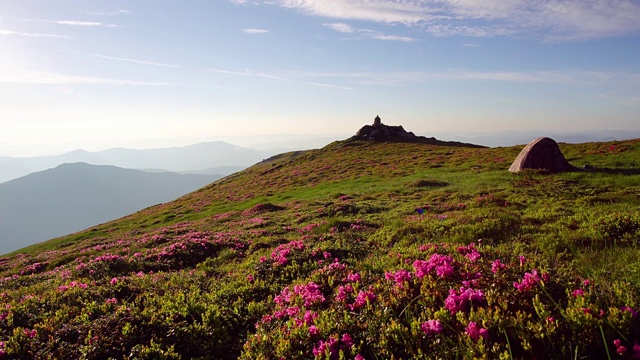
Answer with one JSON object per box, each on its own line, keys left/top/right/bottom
{"left": 431, "top": 130, "right": 640, "bottom": 148}
{"left": 0, "top": 163, "right": 220, "bottom": 254}
{"left": 0, "top": 141, "right": 269, "bottom": 184}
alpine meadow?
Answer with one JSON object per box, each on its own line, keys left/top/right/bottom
{"left": 0, "top": 135, "right": 639, "bottom": 359}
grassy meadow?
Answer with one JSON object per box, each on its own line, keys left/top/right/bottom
{"left": 0, "top": 138, "right": 639, "bottom": 359}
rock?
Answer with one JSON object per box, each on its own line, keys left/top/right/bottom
{"left": 350, "top": 116, "right": 486, "bottom": 148}
{"left": 353, "top": 116, "right": 418, "bottom": 142}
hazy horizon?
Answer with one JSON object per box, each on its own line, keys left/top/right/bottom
{"left": 2, "top": 1, "right": 639, "bottom": 157}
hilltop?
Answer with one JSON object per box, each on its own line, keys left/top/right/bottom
{"left": 0, "top": 135, "right": 639, "bottom": 359}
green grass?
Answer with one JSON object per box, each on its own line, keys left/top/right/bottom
{"left": 0, "top": 138, "right": 639, "bottom": 359}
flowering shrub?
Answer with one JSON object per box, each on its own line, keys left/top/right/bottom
{"left": 243, "top": 242, "right": 640, "bottom": 359}
{"left": 0, "top": 138, "right": 639, "bottom": 359}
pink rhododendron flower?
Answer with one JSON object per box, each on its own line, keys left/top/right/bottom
{"left": 513, "top": 269, "right": 545, "bottom": 292}
{"left": 519, "top": 255, "right": 527, "bottom": 266}
{"left": 309, "top": 325, "right": 319, "bottom": 336}
{"left": 444, "top": 287, "right": 484, "bottom": 314}
{"left": 341, "top": 333, "right": 354, "bottom": 347}
{"left": 614, "top": 339, "right": 627, "bottom": 355}
{"left": 303, "top": 310, "right": 317, "bottom": 326}
{"left": 413, "top": 253, "right": 454, "bottom": 279}
{"left": 385, "top": 269, "right": 412, "bottom": 284}
{"left": 346, "top": 272, "right": 361, "bottom": 283}
{"left": 420, "top": 320, "right": 443, "bottom": 335}
{"left": 110, "top": 277, "right": 118, "bottom": 285}
{"left": 491, "top": 259, "right": 506, "bottom": 273}
{"left": 465, "top": 322, "right": 488, "bottom": 341}
{"left": 349, "top": 289, "right": 376, "bottom": 310}
{"left": 621, "top": 306, "right": 638, "bottom": 318}
{"left": 335, "top": 285, "right": 354, "bottom": 302}
{"left": 572, "top": 289, "right": 584, "bottom": 298}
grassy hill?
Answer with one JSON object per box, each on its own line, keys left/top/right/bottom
{"left": 0, "top": 138, "right": 639, "bottom": 359}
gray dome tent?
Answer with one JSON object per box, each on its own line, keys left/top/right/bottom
{"left": 508, "top": 137, "right": 580, "bottom": 173}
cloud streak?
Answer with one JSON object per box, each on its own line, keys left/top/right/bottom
{"left": 84, "top": 9, "right": 130, "bottom": 16}
{"left": 0, "top": 29, "right": 71, "bottom": 39}
{"left": 281, "top": 69, "right": 640, "bottom": 87}
{"left": 323, "top": 22, "right": 417, "bottom": 42}
{"left": 0, "top": 67, "right": 170, "bottom": 86}
{"left": 242, "top": 28, "right": 269, "bottom": 34}
{"left": 74, "top": 53, "right": 183, "bottom": 68}
{"left": 38, "top": 19, "right": 118, "bottom": 27}
{"left": 252, "top": 0, "right": 640, "bottom": 40}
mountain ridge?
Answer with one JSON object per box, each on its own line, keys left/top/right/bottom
{"left": 0, "top": 162, "right": 221, "bottom": 254}
{"left": 0, "top": 141, "right": 269, "bottom": 183}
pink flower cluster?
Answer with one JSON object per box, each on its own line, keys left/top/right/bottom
{"left": 385, "top": 269, "right": 412, "bottom": 285}
{"left": 413, "top": 253, "right": 454, "bottom": 279}
{"left": 614, "top": 339, "right": 627, "bottom": 355}
{"left": 274, "top": 281, "right": 325, "bottom": 308}
{"left": 491, "top": 259, "right": 506, "bottom": 273}
{"left": 58, "top": 281, "right": 88, "bottom": 292}
{"left": 513, "top": 269, "right": 549, "bottom": 292}
{"left": 456, "top": 243, "right": 481, "bottom": 262}
{"left": 420, "top": 319, "right": 443, "bottom": 336}
{"left": 465, "top": 322, "right": 488, "bottom": 341}
{"left": 270, "top": 240, "right": 305, "bottom": 266}
{"left": 444, "top": 286, "right": 485, "bottom": 314}
{"left": 313, "top": 333, "right": 354, "bottom": 359}
{"left": 335, "top": 285, "right": 354, "bottom": 302}
{"left": 349, "top": 289, "right": 376, "bottom": 311}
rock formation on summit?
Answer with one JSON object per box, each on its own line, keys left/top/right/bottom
{"left": 351, "top": 116, "right": 485, "bottom": 148}
{"left": 354, "top": 115, "right": 418, "bottom": 142}
{"left": 508, "top": 137, "right": 581, "bottom": 173}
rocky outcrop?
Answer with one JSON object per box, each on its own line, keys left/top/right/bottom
{"left": 354, "top": 117, "right": 418, "bottom": 142}
{"left": 351, "top": 116, "right": 485, "bottom": 148}
{"left": 509, "top": 137, "right": 581, "bottom": 173}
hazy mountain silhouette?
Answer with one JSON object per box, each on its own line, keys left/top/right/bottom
{"left": 0, "top": 163, "right": 221, "bottom": 254}
{"left": 0, "top": 141, "right": 269, "bottom": 183}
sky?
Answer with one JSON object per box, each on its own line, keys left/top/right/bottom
{"left": 1, "top": 0, "right": 640, "bottom": 156}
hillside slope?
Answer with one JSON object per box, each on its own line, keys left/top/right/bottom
{"left": 0, "top": 139, "right": 639, "bottom": 359}
{"left": 0, "top": 163, "right": 220, "bottom": 254}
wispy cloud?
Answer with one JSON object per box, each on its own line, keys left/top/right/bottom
{"left": 306, "top": 82, "right": 354, "bottom": 90}
{"left": 0, "top": 67, "right": 170, "bottom": 86}
{"left": 369, "top": 33, "right": 416, "bottom": 42}
{"left": 74, "top": 52, "right": 183, "bottom": 68}
{"left": 37, "top": 19, "right": 118, "bottom": 27}
{"left": 323, "top": 22, "right": 417, "bottom": 42}
{"left": 206, "top": 67, "right": 356, "bottom": 90}
{"left": 258, "top": 0, "right": 640, "bottom": 40}
{"left": 324, "top": 23, "right": 354, "bottom": 33}
{"left": 281, "top": 69, "right": 640, "bottom": 87}
{"left": 84, "top": 9, "right": 130, "bottom": 16}
{"left": 0, "top": 29, "right": 71, "bottom": 39}
{"left": 242, "top": 28, "right": 269, "bottom": 34}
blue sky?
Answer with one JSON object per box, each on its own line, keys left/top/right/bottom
{"left": 1, "top": 0, "right": 639, "bottom": 156}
